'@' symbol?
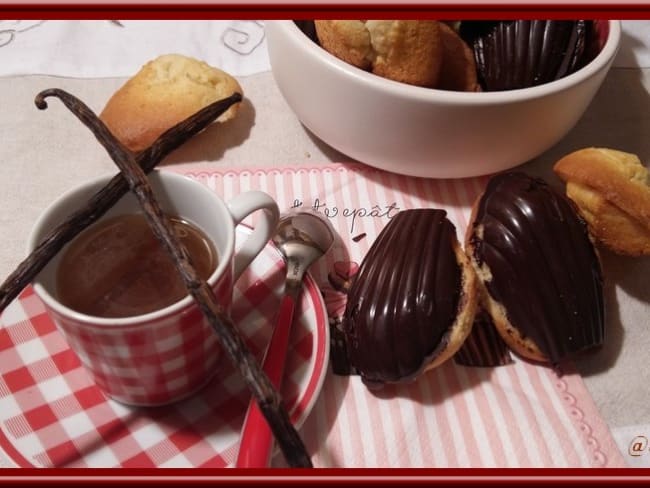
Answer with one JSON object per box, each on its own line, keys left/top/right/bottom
{"left": 629, "top": 436, "right": 648, "bottom": 457}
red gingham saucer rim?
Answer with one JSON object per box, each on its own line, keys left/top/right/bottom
{"left": 290, "top": 270, "right": 329, "bottom": 426}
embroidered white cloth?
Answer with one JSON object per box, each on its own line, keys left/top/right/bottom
{"left": 0, "top": 20, "right": 270, "bottom": 78}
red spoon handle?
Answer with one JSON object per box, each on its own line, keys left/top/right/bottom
{"left": 261, "top": 294, "right": 295, "bottom": 385}
{"left": 236, "top": 293, "right": 296, "bottom": 467}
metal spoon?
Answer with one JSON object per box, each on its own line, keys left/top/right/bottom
{"left": 235, "top": 210, "right": 334, "bottom": 468}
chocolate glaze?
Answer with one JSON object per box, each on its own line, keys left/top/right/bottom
{"left": 342, "top": 209, "right": 462, "bottom": 387}
{"left": 454, "top": 308, "right": 513, "bottom": 368}
{"left": 469, "top": 172, "right": 604, "bottom": 363}
{"left": 294, "top": 20, "right": 319, "bottom": 44}
{"left": 465, "top": 20, "right": 591, "bottom": 91}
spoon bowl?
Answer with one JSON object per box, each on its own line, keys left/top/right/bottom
{"left": 272, "top": 211, "right": 336, "bottom": 299}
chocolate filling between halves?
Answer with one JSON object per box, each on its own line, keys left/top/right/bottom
{"left": 469, "top": 172, "right": 605, "bottom": 363}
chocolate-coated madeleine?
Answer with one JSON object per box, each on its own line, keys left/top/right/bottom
{"left": 342, "top": 209, "right": 478, "bottom": 389}
{"left": 464, "top": 20, "right": 590, "bottom": 91}
{"left": 466, "top": 172, "right": 604, "bottom": 364}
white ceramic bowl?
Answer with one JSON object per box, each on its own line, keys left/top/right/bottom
{"left": 266, "top": 20, "right": 621, "bottom": 179}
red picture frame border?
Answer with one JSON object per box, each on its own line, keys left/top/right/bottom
{"left": 0, "top": 4, "right": 649, "bottom": 485}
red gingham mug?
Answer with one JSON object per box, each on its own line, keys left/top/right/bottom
{"left": 27, "top": 170, "right": 279, "bottom": 406}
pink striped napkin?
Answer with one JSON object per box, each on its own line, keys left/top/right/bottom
{"left": 174, "top": 162, "right": 625, "bottom": 468}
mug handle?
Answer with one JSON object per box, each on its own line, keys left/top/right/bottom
{"left": 227, "top": 191, "right": 280, "bottom": 281}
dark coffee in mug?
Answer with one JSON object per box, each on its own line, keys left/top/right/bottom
{"left": 56, "top": 213, "right": 218, "bottom": 318}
